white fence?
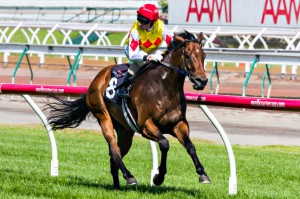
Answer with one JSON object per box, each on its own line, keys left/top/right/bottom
{"left": 2, "top": 43, "right": 300, "bottom": 65}
{"left": 1, "top": 42, "right": 300, "bottom": 196}
{"left": 1, "top": 21, "right": 300, "bottom": 49}
{"left": 1, "top": 43, "right": 300, "bottom": 97}
{"left": 1, "top": 21, "right": 299, "bottom": 76}
{"left": 1, "top": 42, "right": 300, "bottom": 195}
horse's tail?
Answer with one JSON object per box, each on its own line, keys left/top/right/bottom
{"left": 45, "top": 94, "right": 90, "bottom": 130}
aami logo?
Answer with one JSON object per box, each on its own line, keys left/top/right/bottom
{"left": 261, "top": 0, "right": 300, "bottom": 24}
{"left": 186, "top": 0, "right": 232, "bottom": 23}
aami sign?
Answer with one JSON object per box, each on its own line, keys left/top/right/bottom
{"left": 169, "top": 0, "right": 300, "bottom": 28}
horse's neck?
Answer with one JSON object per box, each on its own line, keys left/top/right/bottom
{"left": 163, "top": 52, "right": 185, "bottom": 91}
{"left": 154, "top": 63, "right": 186, "bottom": 92}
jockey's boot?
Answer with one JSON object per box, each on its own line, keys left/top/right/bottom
{"left": 117, "top": 73, "right": 132, "bottom": 98}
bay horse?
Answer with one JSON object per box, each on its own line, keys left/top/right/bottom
{"left": 46, "top": 30, "right": 210, "bottom": 189}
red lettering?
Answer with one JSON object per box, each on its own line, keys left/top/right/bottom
{"left": 213, "top": 0, "right": 229, "bottom": 22}
{"left": 290, "top": 0, "right": 300, "bottom": 22}
{"left": 199, "top": 0, "right": 212, "bottom": 22}
{"left": 261, "top": 0, "right": 276, "bottom": 23}
{"left": 276, "top": 0, "right": 289, "bottom": 24}
{"left": 261, "top": 0, "right": 300, "bottom": 24}
{"left": 186, "top": 0, "right": 232, "bottom": 23}
{"left": 186, "top": 0, "right": 200, "bottom": 21}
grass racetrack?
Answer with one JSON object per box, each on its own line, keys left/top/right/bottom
{"left": 0, "top": 124, "right": 299, "bottom": 198}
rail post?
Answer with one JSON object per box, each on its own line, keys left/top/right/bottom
{"left": 149, "top": 141, "right": 159, "bottom": 186}
{"left": 209, "top": 62, "right": 220, "bottom": 94}
{"left": 262, "top": 64, "right": 272, "bottom": 98}
{"left": 22, "top": 94, "right": 59, "bottom": 176}
{"left": 11, "top": 47, "right": 33, "bottom": 84}
{"left": 199, "top": 105, "right": 237, "bottom": 195}
{"left": 67, "top": 49, "right": 82, "bottom": 86}
{"left": 242, "top": 55, "right": 259, "bottom": 97}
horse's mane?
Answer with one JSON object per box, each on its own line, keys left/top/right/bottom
{"left": 138, "top": 30, "right": 196, "bottom": 77}
{"left": 165, "top": 30, "right": 197, "bottom": 55}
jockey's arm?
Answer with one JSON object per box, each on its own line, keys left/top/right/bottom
{"left": 162, "top": 26, "right": 173, "bottom": 47}
{"left": 127, "top": 30, "right": 148, "bottom": 61}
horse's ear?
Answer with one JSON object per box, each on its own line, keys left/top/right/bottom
{"left": 198, "top": 32, "right": 204, "bottom": 43}
{"left": 174, "top": 34, "right": 185, "bottom": 43}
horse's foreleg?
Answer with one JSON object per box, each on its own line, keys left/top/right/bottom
{"left": 173, "top": 121, "right": 211, "bottom": 184}
{"left": 143, "top": 119, "right": 169, "bottom": 186}
{"left": 185, "top": 138, "right": 211, "bottom": 183}
{"left": 154, "top": 136, "right": 169, "bottom": 186}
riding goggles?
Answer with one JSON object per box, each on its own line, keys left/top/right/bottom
{"left": 137, "top": 14, "right": 151, "bottom": 25}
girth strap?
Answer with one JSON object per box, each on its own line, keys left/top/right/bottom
{"left": 121, "top": 98, "right": 140, "bottom": 133}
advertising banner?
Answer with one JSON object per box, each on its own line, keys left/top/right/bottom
{"left": 169, "top": 0, "right": 300, "bottom": 28}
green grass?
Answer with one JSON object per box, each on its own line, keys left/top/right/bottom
{"left": 5, "top": 29, "right": 126, "bottom": 45}
{"left": 0, "top": 124, "right": 299, "bottom": 198}
{"left": 107, "top": 32, "right": 128, "bottom": 45}
{"left": 1, "top": 29, "right": 127, "bottom": 62}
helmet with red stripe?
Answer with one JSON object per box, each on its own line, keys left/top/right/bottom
{"left": 137, "top": 4, "right": 159, "bottom": 23}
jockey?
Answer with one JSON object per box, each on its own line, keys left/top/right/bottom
{"left": 117, "top": 3, "right": 173, "bottom": 97}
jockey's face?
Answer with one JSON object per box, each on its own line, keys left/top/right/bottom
{"left": 137, "top": 15, "right": 152, "bottom": 31}
{"left": 139, "top": 21, "right": 151, "bottom": 30}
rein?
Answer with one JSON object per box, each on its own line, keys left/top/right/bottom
{"left": 161, "top": 39, "right": 202, "bottom": 80}
{"left": 160, "top": 61, "right": 189, "bottom": 76}
{"left": 160, "top": 61, "right": 199, "bottom": 87}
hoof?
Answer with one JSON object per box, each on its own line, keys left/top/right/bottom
{"left": 199, "top": 174, "right": 211, "bottom": 184}
{"left": 153, "top": 174, "right": 165, "bottom": 186}
{"left": 114, "top": 185, "right": 121, "bottom": 190}
{"left": 126, "top": 177, "right": 138, "bottom": 186}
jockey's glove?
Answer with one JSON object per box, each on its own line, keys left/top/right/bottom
{"left": 148, "top": 53, "right": 163, "bottom": 62}
{"left": 155, "top": 50, "right": 164, "bottom": 55}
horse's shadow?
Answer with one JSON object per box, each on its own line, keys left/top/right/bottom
{"left": 66, "top": 176, "right": 201, "bottom": 196}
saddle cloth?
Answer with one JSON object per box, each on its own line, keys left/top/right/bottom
{"left": 104, "top": 63, "right": 140, "bottom": 132}
{"left": 104, "top": 63, "right": 129, "bottom": 104}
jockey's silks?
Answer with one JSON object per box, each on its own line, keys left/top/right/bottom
{"left": 126, "top": 19, "right": 172, "bottom": 60}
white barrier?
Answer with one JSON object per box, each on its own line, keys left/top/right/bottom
{"left": 1, "top": 42, "right": 299, "bottom": 96}
{"left": 1, "top": 21, "right": 299, "bottom": 77}
{"left": 4, "top": 83, "right": 300, "bottom": 194}
{"left": 0, "top": 83, "right": 237, "bottom": 195}
{"left": 1, "top": 22, "right": 299, "bottom": 49}
{"left": 1, "top": 43, "right": 300, "bottom": 64}
{"left": 22, "top": 94, "right": 58, "bottom": 176}
{"left": 2, "top": 43, "right": 300, "bottom": 195}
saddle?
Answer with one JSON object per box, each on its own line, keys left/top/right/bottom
{"left": 104, "top": 62, "right": 155, "bottom": 103}
{"left": 104, "top": 63, "right": 129, "bottom": 104}
{"left": 104, "top": 62, "right": 155, "bottom": 133}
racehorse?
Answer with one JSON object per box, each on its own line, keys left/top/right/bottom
{"left": 46, "top": 30, "right": 210, "bottom": 189}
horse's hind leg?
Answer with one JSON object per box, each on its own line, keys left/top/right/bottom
{"left": 109, "top": 131, "right": 137, "bottom": 189}
{"left": 116, "top": 128, "right": 136, "bottom": 185}
{"left": 173, "top": 120, "right": 211, "bottom": 184}
{"left": 142, "top": 119, "right": 169, "bottom": 186}
{"left": 96, "top": 115, "right": 137, "bottom": 189}
{"left": 109, "top": 153, "right": 120, "bottom": 189}
{"left": 110, "top": 122, "right": 136, "bottom": 188}
{"left": 86, "top": 67, "right": 136, "bottom": 189}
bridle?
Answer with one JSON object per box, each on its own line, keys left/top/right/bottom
{"left": 161, "top": 39, "right": 206, "bottom": 83}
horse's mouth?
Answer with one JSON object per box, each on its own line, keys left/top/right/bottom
{"left": 190, "top": 77, "right": 208, "bottom": 90}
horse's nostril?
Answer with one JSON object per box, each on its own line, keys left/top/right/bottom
{"left": 196, "top": 77, "right": 208, "bottom": 86}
